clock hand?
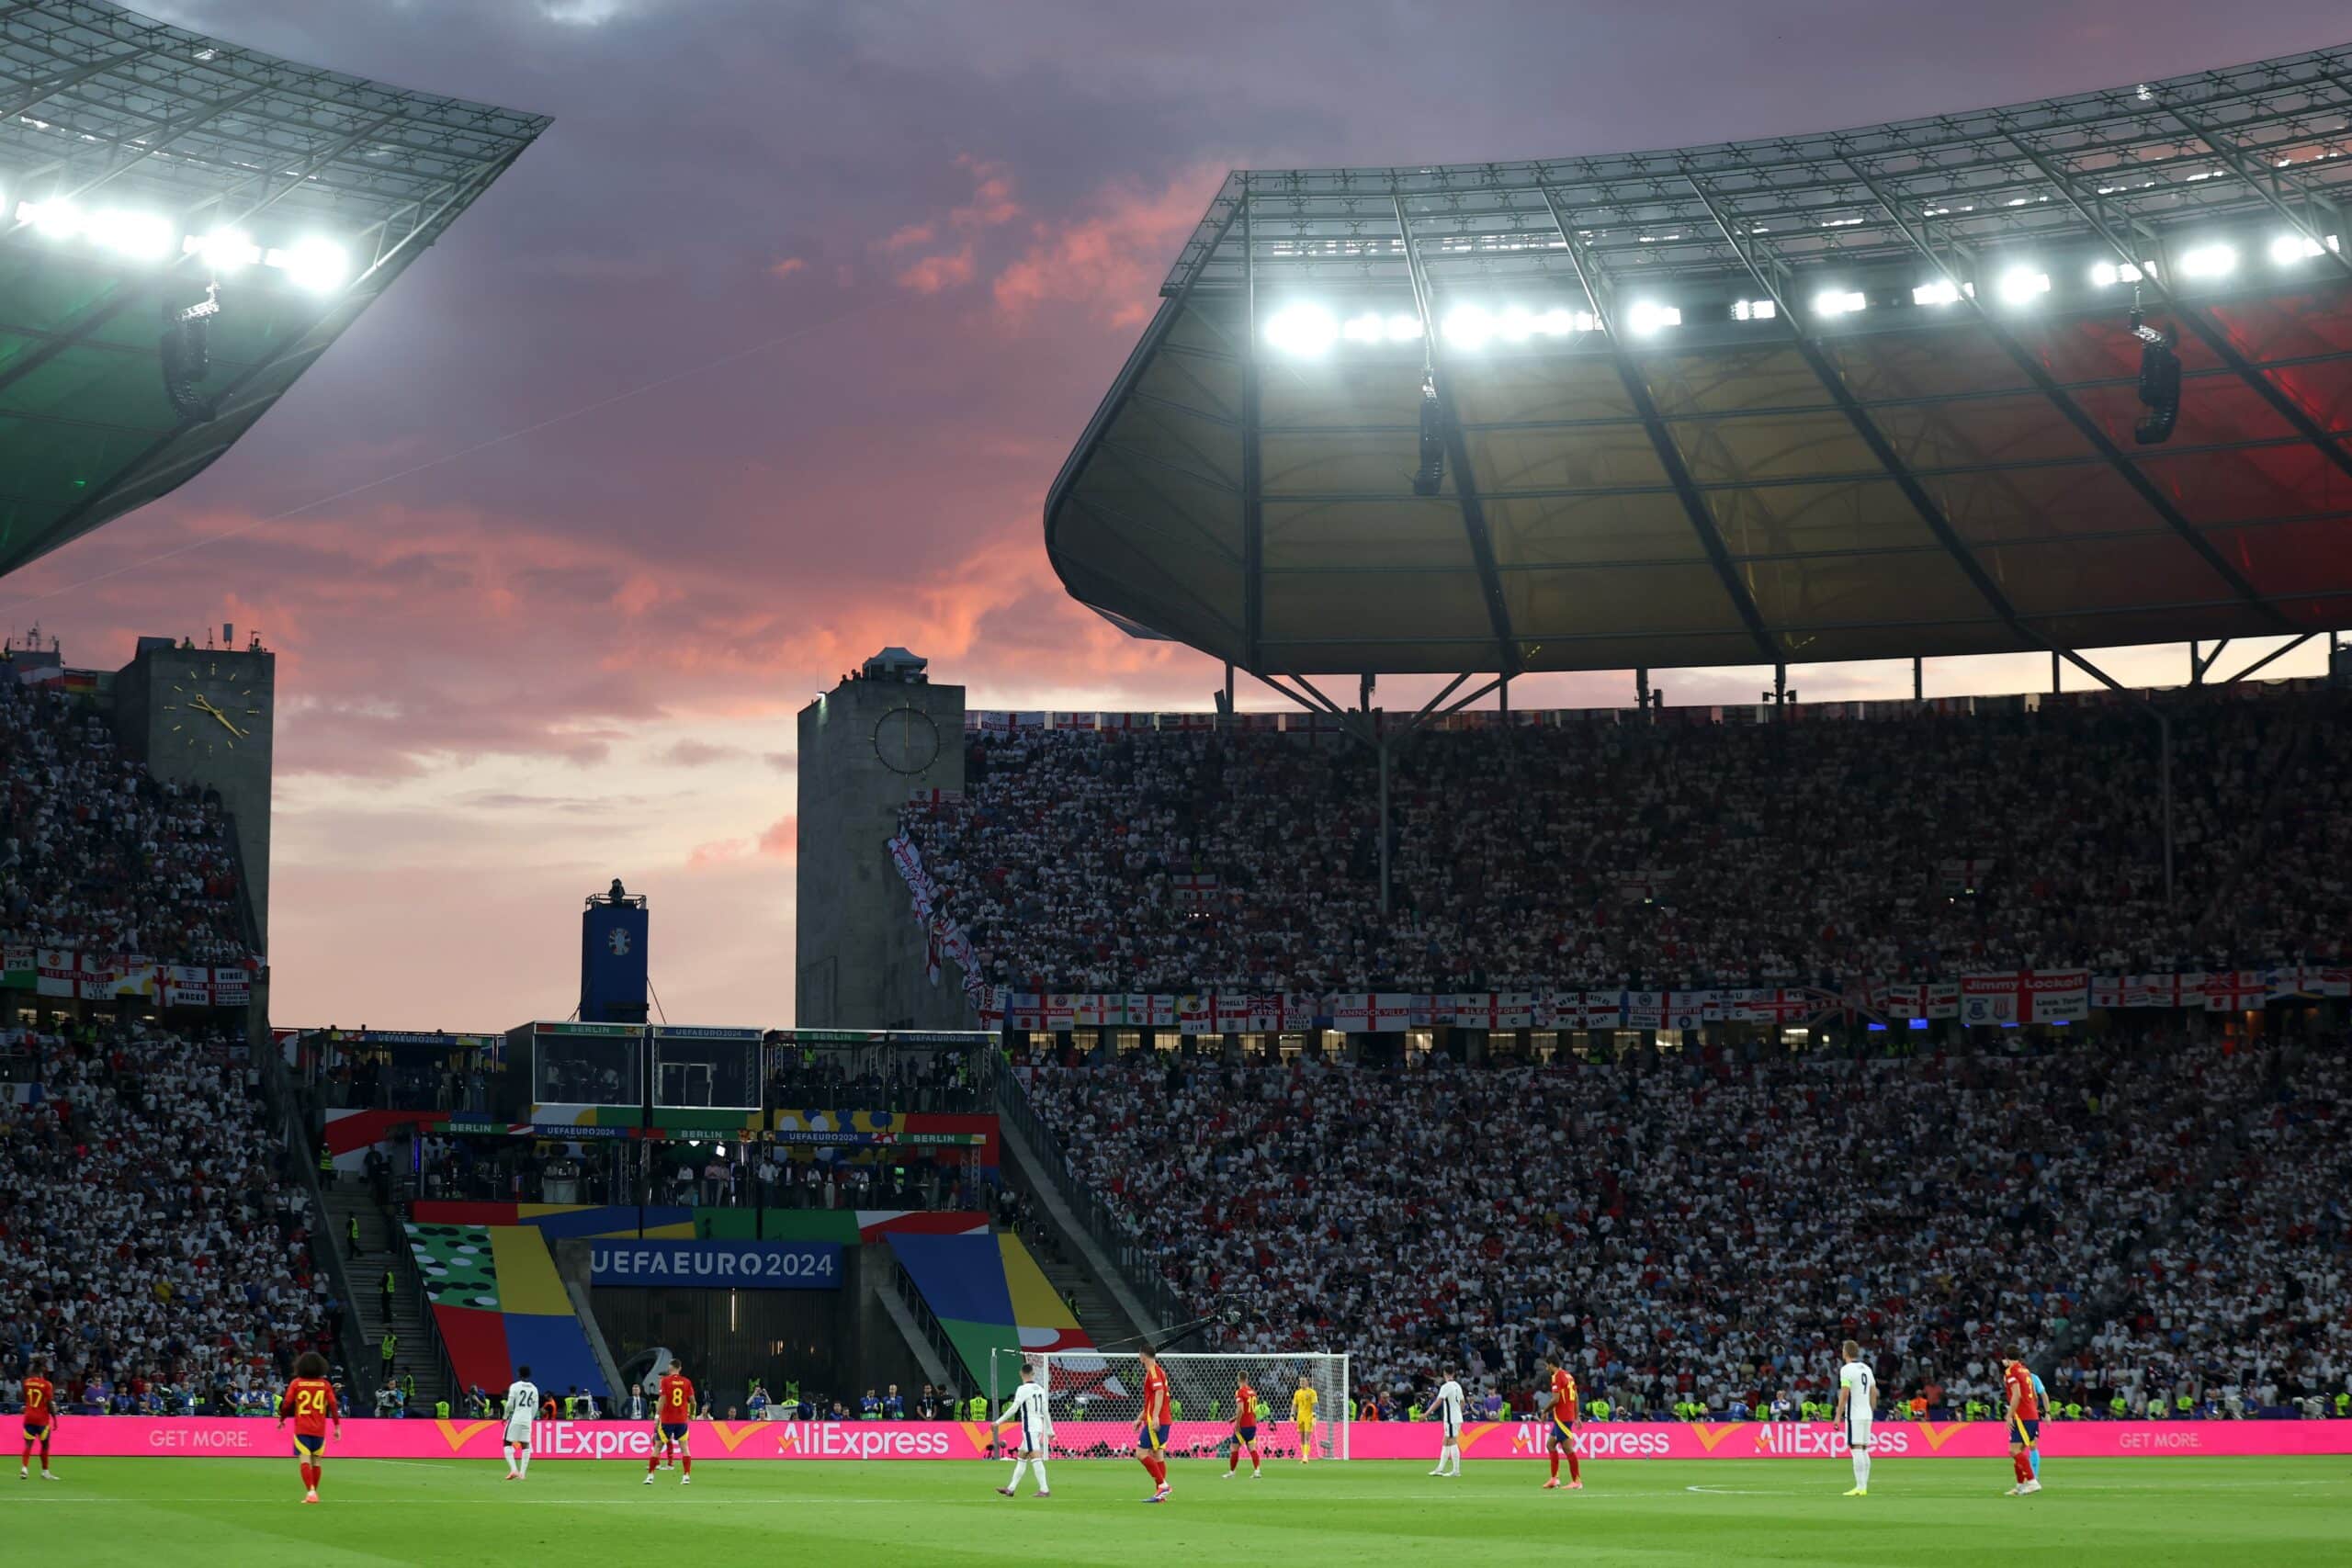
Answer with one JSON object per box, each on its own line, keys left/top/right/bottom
{"left": 205, "top": 705, "right": 245, "bottom": 739}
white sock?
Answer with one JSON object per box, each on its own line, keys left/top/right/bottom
{"left": 1450, "top": 1446, "right": 1463, "bottom": 1474}
{"left": 517, "top": 1447, "right": 530, "bottom": 1477}
{"left": 506, "top": 1446, "right": 518, "bottom": 1476}
{"left": 1854, "top": 1452, "right": 1871, "bottom": 1489}
{"left": 1007, "top": 1457, "right": 1028, "bottom": 1490}
{"left": 1031, "top": 1459, "right": 1048, "bottom": 1491}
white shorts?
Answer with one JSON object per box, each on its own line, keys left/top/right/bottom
{"left": 1847, "top": 1421, "right": 1873, "bottom": 1452}
{"left": 505, "top": 1416, "right": 536, "bottom": 1446}
{"left": 1020, "top": 1420, "right": 1053, "bottom": 1450}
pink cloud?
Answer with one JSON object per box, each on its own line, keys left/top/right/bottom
{"left": 896, "top": 243, "right": 976, "bottom": 294}
{"left": 768, "top": 255, "right": 808, "bottom": 278}
{"left": 993, "top": 163, "right": 1223, "bottom": 327}
{"left": 686, "top": 814, "right": 797, "bottom": 869}
{"left": 881, "top": 222, "right": 936, "bottom": 252}
{"left": 949, "top": 152, "right": 1021, "bottom": 229}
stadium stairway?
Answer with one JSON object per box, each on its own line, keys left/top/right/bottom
{"left": 324, "top": 1186, "right": 447, "bottom": 1410}
{"left": 994, "top": 1119, "right": 1151, "bottom": 1348}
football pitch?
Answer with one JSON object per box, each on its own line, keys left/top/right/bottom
{"left": 14, "top": 1455, "right": 2346, "bottom": 1565}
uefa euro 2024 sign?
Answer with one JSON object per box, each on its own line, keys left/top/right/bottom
{"left": 589, "top": 1240, "right": 842, "bottom": 1291}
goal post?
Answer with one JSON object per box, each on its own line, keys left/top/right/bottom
{"left": 989, "top": 1348, "right": 1351, "bottom": 1461}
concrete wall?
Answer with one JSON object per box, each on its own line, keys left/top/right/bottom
{"left": 794, "top": 673, "right": 967, "bottom": 1029}
{"left": 115, "top": 642, "right": 276, "bottom": 946}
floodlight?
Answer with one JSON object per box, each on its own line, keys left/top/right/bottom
{"left": 2177, "top": 243, "right": 2236, "bottom": 278}
{"left": 1384, "top": 313, "right": 1423, "bottom": 342}
{"left": 1442, "top": 305, "right": 1495, "bottom": 349}
{"left": 1341, "top": 312, "right": 1387, "bottom": 344}
{"left": 1625, "top": 300, "right": 1680, "bottom": 334}
{"left": 2089, "top": 260, "right": 2145, "bottom": 288}
{"left": 1912, "top": 280, "right": 1962, "bottom": 307}
{"left": 1498, "top": 304, "right": 1537, "bottom": 343}
{"left": 2268, "top": 232, "right": 2324, "bottom": 265}
{"left": 185, "top": 229, "right": 263, "bottom": 274}
{"left": 18, "top": 199, "right": 83, "bottom": 240}
{"left": 1732, "top": 299, "right": 1777, "bottom": 321}
{"left": 1535, "top": 307, "right": 1578, "bottom": 334}
{"left": 1264, "top": 302, "right": 1339, "bottom": 355}
{"left": 87, "top": 209, "right": 174, "bottom": 261}
{"left": 271, "top": 236, "right": 351, "bottom": 293}
{"left": 1996, "top": 266, "right": 2051, "bottom": 304}
{"left": 1813, "top": 288, "right": 1866, "bottom": 317}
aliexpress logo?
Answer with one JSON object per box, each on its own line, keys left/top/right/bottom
{"left": 434, "top": 1419, "right": 495, "bottom": 1450}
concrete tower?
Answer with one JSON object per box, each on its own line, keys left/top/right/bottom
{"left": 794, "top": 649, "right": 967, "bottom": 1028}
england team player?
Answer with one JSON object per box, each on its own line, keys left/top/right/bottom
{"left": 1835, "top": 1339, "right": 1875, "bottom": 1497}
{"left": 1427, "top": 1370, "right": 1465, "bottom": 1477}
{"left": 503, "top": 1365, "right": 540, "bottom": 1481}
{"left": 991, "top": 1357, "right": 1053, "bottom": 1499}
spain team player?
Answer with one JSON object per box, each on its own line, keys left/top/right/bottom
{"left": 647, "top": 1361, "right": 695, "bottom": 1485}
{"left": 18, "top": 1359, "right": 58, "bottom": 1481}
{"left": 2002, "top": 1348, "right": 2042, "bottom": 1495}
{"left": 1541, "top": 1357, "right": 1582, "bottom": 1491}
{"left": 276, "top": 1351, "right": 343, "bottom": 1505}
{"left": 1224, "top": 1375, "right": 1262, "bottom": 1480}
{"left": 1135, "top": 1346, "right": 1172, "bottom": 1503}
{"left": 1290, "top": 1373, "right": 1317, "bottom": 1464}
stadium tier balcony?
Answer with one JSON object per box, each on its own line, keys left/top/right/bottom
{"left": 903, "top": 685, "right": 2351, "bottom": 998}
{"left": 1017, "top": 1026, "right": 2349, "bottom": 1418}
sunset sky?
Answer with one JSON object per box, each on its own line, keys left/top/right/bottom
{"left": 3, "top": 0, "right": 2344, "bottom": 1030}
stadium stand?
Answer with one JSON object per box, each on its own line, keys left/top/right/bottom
{"left": 1015, "top": 1027, "right": 2349, "bottom": 1421}
{"left": 903, "top": 685, "right": 2350, "bottom": 996}
{"left": 0, "top": 1017, "right": 338, "bottom": 1416}
{"left": 2, "top": 676, "right": 251, "bottom": 964}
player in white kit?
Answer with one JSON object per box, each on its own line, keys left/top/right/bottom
{"left": 1428, "top": 1370, "right": 1466, "bottom": 1477}
{"left": 503, "top": 1365, "right": 541, "bottom": 1481}
{"left": 990, "top": 1358, "right": 1052, "bottom": 1499}
{"left": 1835, "top": 1340, "right": 1875, "bottom": 1496}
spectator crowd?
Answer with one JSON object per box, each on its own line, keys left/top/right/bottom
{"left": 0, "top": 1017, "right": 343, "bottom": 1416}
{"left": 905, "top": 687, "right": 2350, "bottom": 998}
{"left": 1023, "top": 1027, "right": 2349, "bottom": 1421}
{"left": 1, "top": 677, "right": 252, "bottom": 964}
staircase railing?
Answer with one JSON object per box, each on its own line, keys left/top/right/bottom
{"left": 891, "top": 1256, "right": 982, "bottom": 1393}
{"left": 993, "top": 1066, "right": 1185, "bottom": 1333}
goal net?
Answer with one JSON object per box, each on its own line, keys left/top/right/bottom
{"left": 989, "top": 1348, "right": 1351, "bottom": 1461}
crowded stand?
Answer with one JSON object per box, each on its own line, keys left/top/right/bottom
{"left": 0, "top": 676, "right": 252, "bottom": 964}
{"left": 905, "top": 687, "right": 2351, "bottom": 997}
{"left": 0, "top": 1017, "right": 341, "bottom": 1416}
{"left": 1020, "top": 1026, "right": 2350, "bottom": 1421}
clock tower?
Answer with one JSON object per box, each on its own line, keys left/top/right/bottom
{"left": 115, "top": 636, "right": 277, "bottom": 946}
{"left": 794, "top": 648, "right": 966, "bottom": 1028}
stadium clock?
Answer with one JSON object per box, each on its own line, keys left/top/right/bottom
{"left": 159, "top": 660, "right": 266, "bottom": 759}
{"left": 872, "top": 705, "right": 942, "bottom": 774}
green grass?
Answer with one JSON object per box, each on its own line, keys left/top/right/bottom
{"left": 14, "top": 1455, "right": 2347, "bottom": 1566}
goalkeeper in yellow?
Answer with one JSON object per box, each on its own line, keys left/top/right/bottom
{"left": 1290, "top": 1374, "right": 1318, "bottom": 1463}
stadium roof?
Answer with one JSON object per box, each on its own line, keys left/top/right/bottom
{"left": 1047, "top": 46, "right": 2352, "bottom": 676}
{"left": 0, "top": 0, "right": 548, "bottom": 578}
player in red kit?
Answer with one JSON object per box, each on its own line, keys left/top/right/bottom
{"left": 2002, "top": 1348, "right": 2042, "bottom": 1495}
{"left": 18, "top": 1359, "right": 58, "bottom": 1480}
{"left": 276, "top": 1351, "right": 343, "bottom": 1505}
{"left": 1225, "top": 1376, "right": 1262, "bottom": 1480}
{"left": 648, "top": 1362, "right": 695, "bottom": 1484}
{"left": 1135, "top": 1347, "right": 1172, "bottom": 1502}
{"left": 1541, "top": 1358, "right": 1582, "bottom": 1491}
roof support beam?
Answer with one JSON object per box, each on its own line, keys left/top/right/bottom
{"left": 1392, "top": 197, "right": 1522, "bottom": 677}
{"left": 1539, "top": 185, "right": 1779, "bottom": 667}
{"left": 0, "top": 48, "right": 141, "bottom": 121}
{"left": 2154, "top": 97, "right": 2352, "bottom": 283}
{"left": 1679, "top": 173, "right": 2038, "bottom": 648}
{"left": 1838, "top": 157, "right": 2297, "bottom": 636}
{"left": 1997, "top": 135, "right": 2352, "bottom": 485}
{"left": 1240, "top": 195, "right": 1265, "bottom": 671}
{"left": 2220, "top": 631, "right": 2316, "bottom": 684}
